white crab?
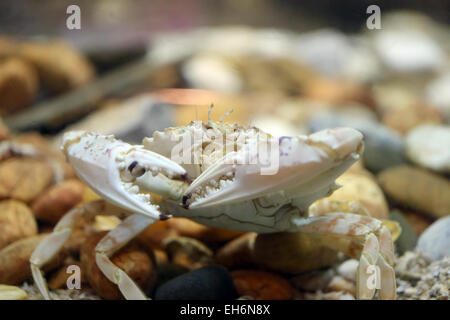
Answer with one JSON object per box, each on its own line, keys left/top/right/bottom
{"left": 30, "top": 117, "right": 396, "bottom": 300}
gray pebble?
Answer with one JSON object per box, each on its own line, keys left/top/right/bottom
{"left": 417, "top": 216, "right": 450, "bottom": 261}
{"left": 389, "top": 210, "right": 418, "bottom": 255}
{"left": 308, "top": 113, "right": 408, "bottom": 172}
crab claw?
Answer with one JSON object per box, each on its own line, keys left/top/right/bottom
{"left": 61, "top": 131, "right": 188, "bottom": 219}
{"left": 183, "top": 127, "right": 363, "bottom": 209}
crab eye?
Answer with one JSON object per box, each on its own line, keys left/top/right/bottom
{"left": 128, "top": 161, "right": 146, "bottom": 178}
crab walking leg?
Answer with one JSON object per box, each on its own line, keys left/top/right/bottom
{"left": 30, "top": 200, "right": 109, "bottom": 299}
{"left": 292, "top": 213, "right": 396, "bottom": 300}
{"left": 95, "top": 214, "right": 157, "bottom": 300}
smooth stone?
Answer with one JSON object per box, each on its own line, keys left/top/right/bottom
{"left": 163, "top": 236, "right": 214, "bottom": 270}
{"left": 294, "top": 29, "right": 380, "bottom": 82}
{"left": 290, "top": 269, "right": 335, "bottom": 291}
{"left": 426, "top": 73, "right": 450, "bottom": 122}
{"left": 373, "top": 30, "right": 445, "bottom": 73}
{"left": 389, "top": 210, "right": 418, "bottom": 255}
{"left": 153, "top": 263, "right": 189, "bottom": 292}
{"left": 308, "top": 113, "right": 407, "bottom": 172}
{"left": 378, "top": 165, "right": 450, "bottom": 219}
{"left": 253, "top": 232, "right": 339, "bottom": 274}
{"left": 337, "top": 259, "right": 359, "bottom": 282}
{"left": 154, "top": 265, "right": 237, "bottom": 300}
{"left": 406, "top": 124, "right": 450, "bottom": 173}
{"left": 417, "top": 216, "right": 450, "bottom": 261}
{"left": 320, "top": 170, "right": 389, "bottom": 219}
{"left": 56, "top": 94, "right": 175, "bottom": 145}
{"left": 181, "top": 54, "right": 243, "bottom": 94}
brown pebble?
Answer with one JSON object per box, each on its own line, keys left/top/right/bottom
{"left": 231, "top": 270, "right": 293, "bottom": 300}
{"left": 0, "top": 57, "right": 38, "bottom": 113}
{"left": 80, "top": 232, "right": 157, "bottom": 300}
{"left": 253, "top": 232, "right": 339, "bottom": 274}
{"left": 163, "top": 236, "right": 214, "bottom": 270}
{"left": 168, "top": 217, "right": 245, "bottom": 243}
{"left": 32, "top": 179, "right": 85, "bottom": 224}
{"left": 378, "top": 165, "right": 450, "bottom": 219}
{"left": 402, "top": 211, "right": 434, "bottom": 235}
{"left": 19, "top": 40, "right": 94, "bottom": 93}
{"left": 137, "top": 220, "right": 179, "bottom": 249}
{"left": 0, "top": 234, "right": 66, "bottom": 284}
{"left": 0, "top": 158, "right": 54, "bottom": 203}
{"left": 0, "top": 199, "right": 37, "bottom": 250}
{"left": 216, "top": 233, "right": 257, "bottom": 269}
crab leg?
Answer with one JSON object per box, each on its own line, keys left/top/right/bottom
{"left": 95, "top": 214, "right": 156, "bottom": 300}
{"left": 292, "top": 213, "right": 396, "bottom": 300}
{"left": 30, "top": 200, "right": 129, "bottom": 300}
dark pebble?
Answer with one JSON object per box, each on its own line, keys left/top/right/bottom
{"left": 152, "top": 263, "right": 190, "bottom": 294}
{"left": 154, "top": 265, "right": 237, "bottom": 300}
{"left": 308, "top": 113, "right": 408, "bottom": 172}
{"left": 389, "top": 210, "right": 418, "bottom": 255}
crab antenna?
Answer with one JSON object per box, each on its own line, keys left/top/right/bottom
{"left": 219, "top": 109, "right": 234, "bottom": 122}
{"left": 208, "top": 104, "right": 214, "bottom": 124}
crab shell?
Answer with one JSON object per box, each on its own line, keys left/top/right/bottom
{"left": 61, "top": 125, "right": 363, "bottom": 232}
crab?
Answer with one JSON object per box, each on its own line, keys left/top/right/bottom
{"left": 30, "top": 114, "right": 396, "bottom": 300}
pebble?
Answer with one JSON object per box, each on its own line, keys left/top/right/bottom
{"left": 378, "top": 165, "right": 450, "bottom": 219}
{"left": 290, "top": 269, "right": 335, "bottom": 292}
{"left": 304, "top": 77, "right": 374, "bottom": 109}
{"left": 405, "top": 124, "right": 450, "bottom": 173}
{"left": 304, "top": 290, "right": 355, "bottom": 300}
{"left": 326, "top": 275, "right": 355, "bottom": 296}
{"left": 31, "top": 179, "right": 85, "bottom": 224}
{"left": 181, "top": 54, "right": 243, "bottom": 94}
{"left": 389, "top": 210, "right": 419, "bottom": 255}
{"left": 382, "top": 103, "right": 443, "bottom": 135}
{"left": 402, "top": 211, "right": 433, "bottom": 235}
{"left": 308, "top": 113, "right": 407, "bottom": 172}
{"left": 294, "top": 29, "right": 381, "bottom": 82}
{"left": 337, "top": 259, "right": 359, "bottom": 282}
{"left": 154, "top": 265, "right": 237, "bottom": 300}
{"left": 253, "top": 232, "right": 339, "bottom": 274}
{"left": 58, "top": 95, "right": 175, "bottom": 145}
{"left": 0, "top": 200, "right": 37, "bottom": 250}
{"left": 153, "top": 263, "right": 189, "bottom": 292}
{"left": 231, "top": 270, "right": 293, "bottom": 300}
{"left": 163, "top": 236, "right": 214, "bottom": 270}
{"left": 167, "top": 217, "right": 245, "bottom": 243}
{"left": 373, "top": 30, "right": 445, "bottom": 73}
{"left": 426, "top": 72, "right": 450, "bottom": 122}
{"left": 80, "top": 232, "right": 157, "bottom": 300}
{"left": 137, "top": 220, "right": 178, "bottom": 250}
{"left": 318, "top": 171, "right": 389, "bottom": 219}
{"left": 216, "top": 232, "right": 257, "bottom": 269}
{"left": 417, "top": 216, "right": 450, "bottom": 261}
{"left": 0, "top": 284, "right": 28, "bottom": 300}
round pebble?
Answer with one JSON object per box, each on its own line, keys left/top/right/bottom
{"left": 154, "top": 265, "right": 237, "bottom": 300}
{"left": 417, "top": 216, "right": 450, "bottom": 261}
{"left": 153, "top": 263, "right": 189, "bottom": 292}
{"left": 232, "top": 270, "right": 293, "bottom": 300}
{"left": 308, "top": 113, "right": 407, "bottom": 172}
{"left": 406, "top": 124, "right": 450, "bottom": 173}
{"left": 389, "top": 210, "right": 418, "bottom": 255}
